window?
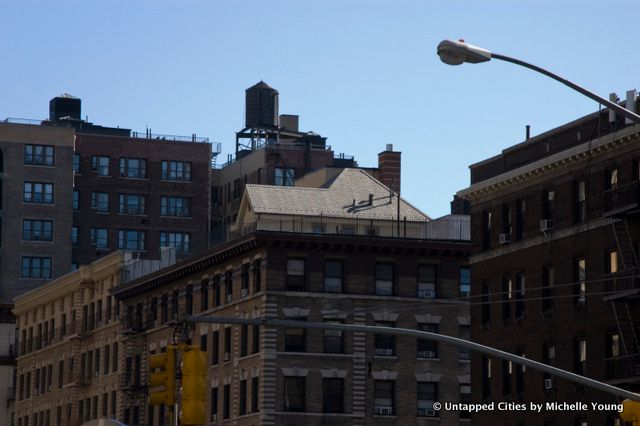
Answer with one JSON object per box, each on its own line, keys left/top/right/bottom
{"left": 374, "top": 380, "right": 394, "bottom": 415}
{"left": 239, "top": 379, "right": 247, "bottom": 415}
{"left": 91, "top": 192, "right": 109, "bottom": 212}
{"left": 248, "top": 325, "right": 259, "bottom": 355}
{"left": 24, "top": 182, "right": 53, "bottom": 204}
{"left": 119, "top": 158, "right": 146, "bottom": 178}
{"left": 21, "top": 257, "right": 52, "bottom": 279}
{"left": 240, "top": 324, "right": 248, "bottom": 357}
{"left": 374, "top": 321, "right": 395, "bottom": 356}
{"left": 574, "top": 339, "right": 587, "bottom": 375}
{"left": 417, "top": 265, "right": 437, "bottom": 298}
{"left": 417, "top": 382, "right": 438, "bottom": 417}
{"left": 502, "top": 360, "right": 513, "bottom": 396}
{"left": 543, "top": 344, "right": 556, "bottom": 390}
{"left": 118, "top": 194, "right": 146, "bottom": 215}
{"left": 253, "top": 259, "right": 261, "bottom": 292}
{"left": 286, "top": 259, "right": 305, "bottom": 291}
{"left": 606, "top": 332, "right": 620, "bottom": 358}
{"left": 24, "top": 144, "right": 54, "bottom": 166}
{"left": 161, "top": 160, "right": 192, "bottom": 181}
{"left": 200, "top": 280, "right": 209, "bottom": 312}
{"left": 323, "top": 378, "right": 344, "bottom": 413}
{"left": 185, "top": 285, "right": 193, "bottom": 315}
{"left": 224, "top": 327, "right": 231, "bottom": 359}
{"left": 543, "top": 189, "right": 555, "bottom": 221}
{"left": 482, "top": 356, "right": 492, "bottom": 399}
{"left": 211, "top": 330, "right": 219, "bottom": 365}
{"left": 284, "top": 319, "right": 305, "bottom": 352}
{"left": 502, "top": 203, "right": 512, "bottom": 237}
{"left": 275, "top": 167, "right": 294, "bottom": 186}
{"left": 284, "top": 377, "right": 305, "bottom": 411}
{"left": 606, "top": 250, "right": 619, "bottom": 274}
{"left": 160, "top": 196, "right": 191, "bottom": 217}
{"left": 323, "top": 320, "right": 343, "bottom": 354}
{"left": 482, "top": 282, "right": 491, "bottom": 327}
{"left": 459, "top": 267, "right": 470, "bottom": 297}
{"left": 160, "top": 232, "right": 190, "bottom": 253}
{"left": 515, "top": 273, "right": 525, "bottom": 319}
{"left": 73, "top": 190, "right": 79, "bottom": 210}
{"left": 605, "top": 168, "right": 619, "bottom": 191}
{"left": 459, "top": 325, "right": 471, "bottom": 360}
{"left": 515, "top": 352, "right": 525, "bottom": 394}
{"left": 92, "top": 156, "right": 110, "bottom": 176}
{"left": 459, "top": 384, "right": 471, "bottom": 418}
{"left": 90, "top": 228, "right": 108, "bottom": 249}
{"left": 573, "top": 257, "right": 586, "bottom": 304}
{"left": 573, "top": 180, "right": 587, "bottom": 223}
{"left": 375, "top": 263, "right": 394, "bottom": 295}
{"left": 23, "top": 220, "right": 53, "bottom": 241}
{"left": 241, "top": 263, "right": 250, "bottom": 293}
{"left": 223, "top": 384, "right": 230, "bottom": 419}
{"left": 71, "top": 226, "right": 78, "bottom": 244}
{"left": 417, "top": 323, "right": 438, "bottom": 358}
{"left": 515, "top": 199, "right": 525, "bottom": 240}
{"left": 210, "top": 387, "right": 218, "bottom": 422}
{"left": 542, "top": 266, "right": 554, "bottom": 312}
{"left": 117, "top": 230, "right": 145, "bottom": 251}
{"left": 324, "top": 260, "right": 343, "bottom": 292}
{"left": 251, "top": 376, "right": 259, "bottom": 413}
{"left": 502, "top": 278, "right": 512, "bottom": 322}
{"left": 482, "top": 210, "right": 492, "bottom": 251}
{"left": 225, "top": 270, "right": 233, "bottom": 302}
{"left": 73, "top": 153, "right": 80, "bottom": 173}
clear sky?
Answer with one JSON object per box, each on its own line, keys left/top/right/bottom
{"left": 2, "top": 0, "right": 639, "bottom": 218}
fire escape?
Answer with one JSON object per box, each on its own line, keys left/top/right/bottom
{"left": 603, "top": 181, "right": 640, "bottom": 389}
{"left": 119, "top": 302, "right": 149, "bottom": 424}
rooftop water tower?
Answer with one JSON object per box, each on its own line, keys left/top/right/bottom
{"left": 245, "top": 81, "right": 279, "bottom": 128}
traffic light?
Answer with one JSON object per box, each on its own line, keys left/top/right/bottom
{"left": 621, "top": 399, "right": 640, "bottom": 425}
{"left": 149, "top": 346, "right": 176, "bottom": 406}
{"left": 181, "top": 346, "right": 207, "bottom": 425}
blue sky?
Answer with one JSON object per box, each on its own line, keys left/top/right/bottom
{"left": 2, "top": 1, "right": 639, "bottom": 217}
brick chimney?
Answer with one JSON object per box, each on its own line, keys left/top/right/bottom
{"left": 378, "top": 144, "right": 401, "bottom": 194}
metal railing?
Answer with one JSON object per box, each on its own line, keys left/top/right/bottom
{"left": 2, "top": 117, "right": 46, "bottom": 126}
{"left": 130, "top": 130, "right": 209, "bottom": 143}
{"left": 604, "top": 181, "right": 640, "bottom": 215}
{"left": 228, "top": 216, "right": 470, "bottom": 241}
{"left": 213, "top": 140, "right": 333, "bottom": 169}
{"left": 606, "top": 353, "right": 640, "bottom": 382}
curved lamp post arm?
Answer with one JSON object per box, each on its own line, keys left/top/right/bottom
{"left": 437, "top": 39, "right": 640, "bottom": 124}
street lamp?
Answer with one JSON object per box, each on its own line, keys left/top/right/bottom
{"left": 437, "top": 39, "right": 640, "bottom": 124}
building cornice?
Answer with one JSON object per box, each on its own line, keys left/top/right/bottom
{"left": 458, "top": 125, "right": 640, "bottom": 201}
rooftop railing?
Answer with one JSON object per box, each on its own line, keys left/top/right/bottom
{"left": 228, "top": 216, "right": 470, "bottom": 242}
{"left": 213, "top": 140, "right": 334, "bottom": 169}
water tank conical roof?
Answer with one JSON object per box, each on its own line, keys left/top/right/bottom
{"left": 245, "top": 81, "right": 279, "bottom": 128}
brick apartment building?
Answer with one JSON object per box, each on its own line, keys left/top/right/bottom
{"left": 459, "top": 90, "right": 640, "bottom": 425}
{"left": 111, "top": 169, "right": 471, "bottom": 426}
{"left": 209, "top": 81, "right": 401, "bottom": 243}
{"left": 13, "top": 250, "right": 175, "bottom": 426}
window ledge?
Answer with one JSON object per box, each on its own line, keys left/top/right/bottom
{"left": 373, "top": 355, "right": 398, "bottom": 360}
{"left": 417, "top": 357, "right": 440, "bottom": 361}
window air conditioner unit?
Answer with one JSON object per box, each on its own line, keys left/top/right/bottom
{"left": 227, "top": 295, "right": 233, "bottom": 303}
{"left": 376, "top": 348, "right": 394, "bottom": 356}
{"left": 375, "top": 406, "right": 392, "bottom": 415}
{"left": 418, "top": 408, "right": 436, "bottom": 417}
{"left": 544, "top": 378, "right": 554, "bottom": 390}
{"left": 499, "top": 233, "right": 511, "bottom": 244}
{"left": 212, "top": 414, "right": 217, "bottom": 421}
{"left": 417, "top": 350, "right": 437, "bottom": 358}
{"left": 540, "top": 220, "right": 554, "bottom": 232}
{"left": 241, "top": 289, "right": 248, "bottom": 297}
{"left": 223, "top": 352, "right": 230, "bottom": 361}
{"left": 418, "top": 290, "right": 436, "bottom": 298}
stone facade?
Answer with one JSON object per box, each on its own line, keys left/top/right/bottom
{"left": 113, "top": 231, "right": 471, "bottom": 426}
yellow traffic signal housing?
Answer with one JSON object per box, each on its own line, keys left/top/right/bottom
{"left": 149, "top": 346, "right": 176, "bottom": 406}
{"left": 621, "top": 399, "right": 640, "bottom": 425}
{"left": 181, "top": 346, "right": 207, "bottom": 425}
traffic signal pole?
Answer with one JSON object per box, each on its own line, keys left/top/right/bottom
{"left": 185, "top": 315, "right": 640, "bottom": 403}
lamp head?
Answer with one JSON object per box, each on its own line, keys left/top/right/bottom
{"left": 437, "top": 39, "right": 492, "bottom": 65}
